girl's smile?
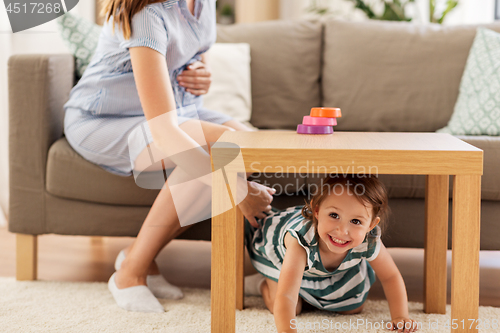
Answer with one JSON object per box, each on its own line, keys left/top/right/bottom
{"left": 328, "top": 235, "right": 351, "bottom": 247}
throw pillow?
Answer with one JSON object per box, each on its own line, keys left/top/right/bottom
{"left": 202, "top": 43, "right": 252, "bottom": 124}
{"left": 56, "top": 12, "right": 101, "bottom": 79}
{"left": 437, "top": 28, "right": 500, "bottom": 135}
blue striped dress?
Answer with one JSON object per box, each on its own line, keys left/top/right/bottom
{"left": 63, "top": 0, "right": 233, "bottom": 176}
{"left": 245, "top": 206, "right": 382, "bottom": 312}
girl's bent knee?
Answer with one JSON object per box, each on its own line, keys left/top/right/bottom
{"left": 296, "top": 297, "right": 303, "bottom": 315}
{"left": 336, "top": 303, "right": 364, "bottom": 315}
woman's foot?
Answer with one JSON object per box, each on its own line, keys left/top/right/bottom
{"left": 108, "top": 272, "right": 164, "bottom": 313}
{"left": 115, "top": 249, "right": 184, "bottom": 300}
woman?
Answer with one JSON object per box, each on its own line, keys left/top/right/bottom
{"left": 63, "top": 0, "right": 275, "bottom": 312}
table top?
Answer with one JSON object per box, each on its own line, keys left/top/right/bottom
{"left": 216, "top": 131, "right": 481, "bottom": 151}
{"left": 212, "top": 131, "right": 483, "bottom": 175}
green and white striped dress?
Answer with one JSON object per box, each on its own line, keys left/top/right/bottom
{"left": 245, "top": 205, "right": 382, "bottom": 312}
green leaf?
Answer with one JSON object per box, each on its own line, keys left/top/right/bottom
{"left": 437, "top": 0, "right": 459, "bottom": 24}
{"left": 349, "top": 0, "right": 377, "bottom": 19}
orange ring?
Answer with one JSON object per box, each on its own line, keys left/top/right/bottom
{"left": 310, "top": 107, "right": 342, "bottom": 118}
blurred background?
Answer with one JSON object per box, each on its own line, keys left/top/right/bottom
{"left": 0, "top": 0, "right": 499, "bottom": 226}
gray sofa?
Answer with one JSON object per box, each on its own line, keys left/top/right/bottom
{"left": 8, "top": 19, "right": 500, "bottom": 280}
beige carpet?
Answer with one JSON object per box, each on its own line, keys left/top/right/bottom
{"left": 1, "top": 278, "right": 499, "bottom": 333}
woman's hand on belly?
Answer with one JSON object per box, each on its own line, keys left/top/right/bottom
{"left": 176, "top": 61, "right": 212, "bottom": 96}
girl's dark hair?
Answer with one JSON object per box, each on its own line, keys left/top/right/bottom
{"left": 301, "top": 175, "right": 390, "bottom": 233}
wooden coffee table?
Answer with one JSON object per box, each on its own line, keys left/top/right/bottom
{"left": 210, "top": 131, "right": 483, "bottom": 333}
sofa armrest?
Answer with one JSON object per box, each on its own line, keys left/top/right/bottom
{"left": 8, "top": 54, "right": 74, "bottom": 234}
{"left": 456, "top": 135, "right": 500, "bottom": 201}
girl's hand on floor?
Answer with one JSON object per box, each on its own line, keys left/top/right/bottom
{"left": 177, "top": 61, "right": 212, "bottom": 95}
{"left": 389, "top": 317, "right": 419, "bottom": 332}
{"left": 239, "top": 181, "right": 276, "bottom": 228}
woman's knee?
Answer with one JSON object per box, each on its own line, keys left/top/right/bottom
{"left": 201, "top": 122, "right": 234, "bottom": 140}
{"left": 222, "top": 119, "right": 254, "bottom": 132}
{"left": 216, "top": 124, "right": 236, "bottom": 136}
{"left": 205, "top": 125, "right": 235, "bottom": 154}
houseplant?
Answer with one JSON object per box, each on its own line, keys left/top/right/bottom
{"left": 307, "top": 0, "right": 459, "bottom": 23}
{"left": 219, "top": 4, "right": 234, "bottom": 25}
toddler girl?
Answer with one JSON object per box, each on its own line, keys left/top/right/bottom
{"left": 245, "top": 175, "right": 418, "bottom": 332}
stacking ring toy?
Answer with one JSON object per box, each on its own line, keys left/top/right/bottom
{"left": 303, "top": 116, "right": 337, "bottom": 126}
{"left": 310, "top": 107, "right": 342, "bottom": 118}
{"left": 297, "top": 124, "right": 333, "bottom": 134}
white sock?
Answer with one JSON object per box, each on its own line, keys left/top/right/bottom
{"left": 244, "top": 273, "right": 266, "bottom": 296}
{"left": 114, "top": 250, "right": 126, "bottom": 271}
{"left": 108, "top": 272, "right": 165, "bottom": 313}
{"left": 146, "top": 275, "right": 183, "bottom": 300}
{"left": 115, "top": 250, "right": 184, "bottom": 300}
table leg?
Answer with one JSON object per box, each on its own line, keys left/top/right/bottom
{"left": 236, "top": 206, "right": 245, "bottom": 310}
{"left": 424, "top": 175, "right": 449, "bottom": 314}
{"left": 211, "top": 170, "right": 237, "bottom": 333}
{"left": 451, "top": 175, "right": 481, "bottom": 333}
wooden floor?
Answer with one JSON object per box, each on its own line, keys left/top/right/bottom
{"left": 1, "top": 225, "right": 499, "bottom": 307}
{"left": 0, "top": 225, "right": 215, "bottom": 288}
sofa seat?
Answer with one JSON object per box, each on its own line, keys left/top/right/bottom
{"left": 46, "top": 138, "right": 159, "bottom": 206}
{"left": 46, "top": 137, "right": 311, "bottom": 206}
{"left": 375, "top": 135, "right": 500, "bottom": 201}
{"left": 47, "top": 134, "right": 500, "bottom": 207}
{"left": 251, "top": 134, "right": 500, "bottom": 202}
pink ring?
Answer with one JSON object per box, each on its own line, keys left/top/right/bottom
{"left": 303, "top": 116, "right": 337, "bottom": 126}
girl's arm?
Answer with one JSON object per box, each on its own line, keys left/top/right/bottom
{"left": 274, "top": 232, "right": 308, "bottom": 333}
{"left": 369, "top": 243, "right": 418, "bottom": 332}
{"left": 129, "top": 46, "right": 212, "bottom": 185}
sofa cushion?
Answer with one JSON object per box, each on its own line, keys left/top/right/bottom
{"left": 46, "top": 138, "right": 159, "bottom": 206}
{"left": 437, "top": 28, "right": 500, "bottom": 136}
{"left": 56, "top": 12, "right": 101, "bottom": 79}
{"left": 203, "top": 43, "right": 252, "bottom": 123}
{"left": 216, "top": 20, "right": 322, "bottom": 130}
{"left": 323, "top": 20, "right": 500, "bottom": 132}
{"left": 306, "top": 135, "right": 500, "bottom": 201}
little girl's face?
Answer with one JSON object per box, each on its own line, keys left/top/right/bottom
{"left": 314, "top": 189, "right": 380, "bottom": 256}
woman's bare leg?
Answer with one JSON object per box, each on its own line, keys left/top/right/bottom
{"left": 115, "top": 165, "right": 212, "bottom": 288}
{"left": 116, "top": 119, "right": 256, "bottom": 288}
